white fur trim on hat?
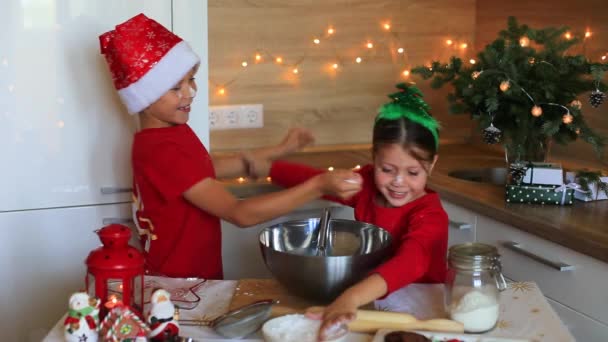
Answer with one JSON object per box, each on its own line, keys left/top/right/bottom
{"left": 117, "top": 41, "right": 200, "bottom": 114}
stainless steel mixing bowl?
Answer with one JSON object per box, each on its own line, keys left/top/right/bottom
{"left": 259, "top": 217, "right": 393, "bottom": 301}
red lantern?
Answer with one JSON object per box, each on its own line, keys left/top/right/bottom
{"left": 86, "top": 224, "right": 145, "bottom": 318}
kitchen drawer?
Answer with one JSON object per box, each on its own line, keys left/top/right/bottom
{"left": 547, "top": 297, "right": 608, "bottom": 342}
{"left": 477, "top": 215, "right": 608, "bottom": 325}
{"left": 441, "top": 200, "right": 476, "bottom": 247}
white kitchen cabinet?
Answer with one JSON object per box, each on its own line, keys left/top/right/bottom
{"left": 441, "top": 200, "right": 476, "bottom": 247}
{"left": 547, "top": 297, "right": 608, "bottom": 342}
{"left": 222, "top": 200, "right": 354, "bottom": 280}
{"left": 0, "top": 203, "right": 135, "bottom": 342}
{"left": 476, "top": 214, "right": 608, "bottom": 338}
{"left": 0, "top": 0, "right": 209, "bottom": 211}
{"left": 0, "top": 1, "right": 209, "bottom": 341}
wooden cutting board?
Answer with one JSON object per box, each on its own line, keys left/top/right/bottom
{"left": 228, "top": 278, "right": 375, "bottom": 317}
{"left": 228, "top": 278, "right": 325, "bottom": 317}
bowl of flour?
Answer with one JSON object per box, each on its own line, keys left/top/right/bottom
{"left": 262, "top": 314, "right": 347, "bottom": 342}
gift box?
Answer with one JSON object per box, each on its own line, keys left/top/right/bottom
{"left": 521, "top": 162, "right": 564, "bottom": 186}
{"left": 565, "top": 172, "right": 608, "bottom": 202}
{"left": 505, "top": 184, "right": 574, "bottom": 205}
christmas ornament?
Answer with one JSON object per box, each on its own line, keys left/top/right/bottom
{"left": 562, "top": 113, "right": 573, "bottom": 124}
{"left": 483, "top": 123, "right": 502, "bottom": 144}
{"left": 100, "top": 305, "right": 150, "bottom": 341}
{"left": 509, "top": 162, "right": 529, "bottom": 185}
{"left": 86, "top": 224, "right": 145, "bottom": 319}
{"left": 64, "top": 292, "right": 100, "bottom": 342}
{"left": 531, "top": 105, "right": 543, "bottom": 117}
{"left": 499, "top": 80, "right": 511, "bottom": 92}
{"left": 147, "top": 289, "right": 180, "bottom": 342}
{"left": 589, "top": 89, "right": 605, "bottom": 108}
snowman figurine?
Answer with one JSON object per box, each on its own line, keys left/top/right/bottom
{"left": 64, "top": 292, "right": 100, "bottom": 342}
{"left": 148, "top": 289, "right": 179, "bottom": 341}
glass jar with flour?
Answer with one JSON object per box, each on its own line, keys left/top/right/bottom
{"left": 445, "top": 243, "right": 507, "bottom": 333}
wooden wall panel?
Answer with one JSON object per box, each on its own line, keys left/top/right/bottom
{"left": 475, "top": 0, "right": 608, "bottom": 167}
{"left": 208, "top": 0, "right": 476, "bottom": 150}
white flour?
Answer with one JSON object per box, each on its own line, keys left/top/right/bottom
{"left": 262, "top": 314, "right": 345, "bottom": 342}
{"left": 450, "top": 289, "right": 499, "bottom": 332}
{"left": 262, "top": 314, "right": 320, "bottom": 342}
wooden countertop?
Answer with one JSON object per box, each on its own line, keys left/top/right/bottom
{"left": 218, "top": 143, "right": 608, "bottom": 263}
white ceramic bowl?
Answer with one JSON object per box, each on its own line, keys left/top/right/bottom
{"left": 262, "top": 314, "right": 346, "bottom": 342}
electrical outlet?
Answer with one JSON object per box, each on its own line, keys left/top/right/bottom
{"left": 239, "top": 104, "right": 263, "bottom": 128}
{"left": 209, "top": 104, "right": 263, "bottom": 130}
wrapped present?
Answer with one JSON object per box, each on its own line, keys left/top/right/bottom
{"left": 521, "top": 162, "right": 564, "bottom": 186}
{"left": 566, "top": 171, "right": 608, "bottom": 202}
{"left": 506, "top": 184, "right": 575, "bottom": 205}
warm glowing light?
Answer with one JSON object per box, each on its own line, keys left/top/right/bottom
{"left": 562, "top": 113, "right": 573, "bottom": 124}
{"left": 218, "top": 88, "right": 226, "bottom": 95}
{"left": 519, "top": 36, "right": 530, "bottom": 47}
{"left": 585, "top": 30, "right": 592, "bottom": 38}
{"left": 353, "top": 165, "right": 361, "bottom": 170}
{"left": 313, "top": 38, "right": 320, "bottom": 44}
{"left": 241, "top": 61, "right": 248, "bottom": 67}
{"left": 565, "top": 32, "right": 572, "bottom": 40}
{"left": 471, "top": 71, "right": 481, "bottom": 80}
{"left": 383, "top": 23, "right": 391, "bottom": 30}
{"left": 355, "top": 57, "right": 362, "bottom": 63}
{"left": 531, "top": 105, "right": 543, "bottom": 117}
{"left": 266, "top": 176, "right": 272, "bottom": 182}
{"left": 602, "top": 55, "right": 607, "bottom": 61}
{"left": 327, "top": 27, "right": 335, "bottom": 35}
{"left": 332, "top": 63, "right": 339, "bottom": 69}
{"left": 528, "top": 57, "right": 536, "bottom": 64}
{"left": 570, "top": 100, "right": 582, "bottom": 109}
{"left": 366, "top": 42, "right": 374, "bottom": 49}
{"left": 292, "top": 68, "right": 299, "bottom": 74}
{"left": 460, "top": 43, "right": 468, "bottom": 49}
{"left": 397, "top": 48, "right": 404, "bottom": 54}
{"left": 255, "top": 54, "right": 262, "bottom": 61}
{"left": 446, "top": 39, "right": 453, "bottom": 45}
{"left": 469, "top": 59, "right": 476, "bottom": 64}
{"left": 499, "top": 80, "right": 510, "bottom": 92}
{"left": 327, "top": 166, "right": 335, "bottom": 171}
{"left": 237, "top": 177, "right": 245, "bottom": 183}
{"left": 402, "top": 70, "right": 410, "bottom": 77}
{"left": 275, "top": 57, "right": 283, "bottom": 63}
{"left": 576, "top": 128, "right": 581, "bottom": 135}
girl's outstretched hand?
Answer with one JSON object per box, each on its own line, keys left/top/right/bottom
{"left": 305, "top": 299, "right": 357, "bottom": 341}
{"left": 316, "top": 170, "right": 363, "bottom": 200}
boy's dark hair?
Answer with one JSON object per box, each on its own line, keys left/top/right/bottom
{"left": 373, "top": 117, "right": 438, "bottom": 164}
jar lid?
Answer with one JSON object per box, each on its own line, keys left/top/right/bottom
{"left": 448, "top": 242, "right": 501, "bottom": 271}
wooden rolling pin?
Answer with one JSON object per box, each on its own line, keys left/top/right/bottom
{"left": 270, "top": 305, "right": 464, "bottom": 334}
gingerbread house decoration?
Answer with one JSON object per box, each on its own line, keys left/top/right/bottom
{"left": 99, "top": 305, "right": 150, "bottom": 341}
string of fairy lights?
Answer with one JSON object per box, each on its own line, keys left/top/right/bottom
{"left": 210, "top": 22, "right": 604, "bottom": 99}
{"left": 208, "top": 20, "right": 471, "bottom": 96}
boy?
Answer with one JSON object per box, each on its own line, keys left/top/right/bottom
{"left": 99, "top": 14, "right": 362, "bottom": 279}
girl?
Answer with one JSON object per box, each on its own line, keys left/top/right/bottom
{"left": 99, "top": 14, "right": 362, "bottom": 280}
{"left": 256, "top": 83, "right": 448, "bottom": 340}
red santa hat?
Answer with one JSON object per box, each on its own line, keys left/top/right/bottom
{"left": 99, "top": 13, "right": 200, "bottom": 114}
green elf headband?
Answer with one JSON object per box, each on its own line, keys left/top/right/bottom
{"left": 376, "top": 83, "right": 440, "bottom": 149}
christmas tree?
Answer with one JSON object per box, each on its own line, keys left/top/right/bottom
{"left": 412, "top": 17, "right": 607, "bottom": 162}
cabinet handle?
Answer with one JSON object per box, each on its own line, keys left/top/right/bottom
{"left": 449, "top": 220, "right": 472, "bottom": 230}
{"left": 502, "top": 241, "right": 575, "bottom": 272}
{"left": 100, "top": 187, "right": 133, "bottom": 194}
{"left": 102, "top": 218, "right": 134, "bottom": 225}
